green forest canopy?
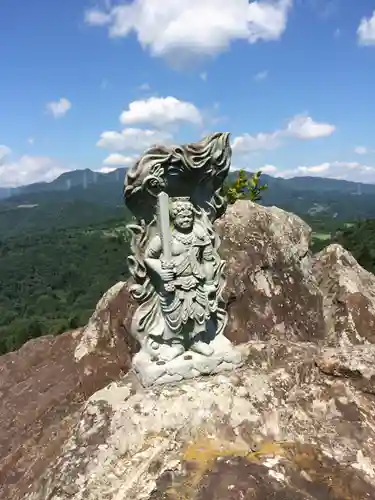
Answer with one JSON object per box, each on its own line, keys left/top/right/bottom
{"left": 1, "top": 180, "right": 375, "bottom": 355}
{"left": 0, "top": 221, "right": 131, "bottom": 354}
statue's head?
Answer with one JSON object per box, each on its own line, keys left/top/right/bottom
{"left": 170, "top": 197, "right": 194, "bottom": 230}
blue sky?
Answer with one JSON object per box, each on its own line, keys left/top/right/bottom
{"left": 0, "top": 0, "right": 375, "bottom": 187}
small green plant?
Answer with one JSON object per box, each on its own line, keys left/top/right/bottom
{"left": 223, "top": 169, "right": 268, "bottom": 204}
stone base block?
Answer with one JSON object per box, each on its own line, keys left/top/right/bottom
{"left": 132, "top": 334, "right": 243, "bottom": 387}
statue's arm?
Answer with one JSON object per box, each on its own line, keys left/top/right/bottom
{"left": 144, "top": 236, "right": 163, "bottom": 273}
{"left": 145, "top": 235, "right": 162, "bottom": 258}
{"left": 199, "top": 237, "right": 218, "bottom": 286}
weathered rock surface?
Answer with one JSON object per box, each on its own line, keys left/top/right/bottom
{"left": 26, "top": 341, "right": 375, "bottom": 500}
{"left": 317, "top": 343, "right": 375, "bottom": 395}
{"left": 216, "top": 201, "right": 325, "bottom": 344}
{"left": 2, "top": 200, "right": 375, "bottom": 499}
{"left": 313, "top": 243, "right": 375, "bottom": 345}
{"left": 0, "top": 282, "right": 138, "bottom": 500}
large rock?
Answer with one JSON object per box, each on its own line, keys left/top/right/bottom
{"left": 216, "top": 201, "right": 325, "bottom": 344}
{"left": 3, "top": 200, "right": 375, "bottom": 499}
{"left": 0, "top": 282, "right": 138, "bottom": 500}
{"left": 313, "top": 243, "right": 375, "bottom": 345}
{"left": 25, "top": 340, "right": 375, "bottom": 500}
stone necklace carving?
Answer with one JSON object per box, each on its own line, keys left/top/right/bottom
{"left": 172, "top": 230, "right": 194, "bottom": 245}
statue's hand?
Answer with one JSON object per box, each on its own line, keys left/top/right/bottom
{"left": 160, "top": 260, "right": 175, "bottom": 282}
{"left": 203, "top": 246, "right": 214, "bottom": 260}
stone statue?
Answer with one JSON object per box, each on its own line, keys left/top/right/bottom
{"left": 124, "top": 132, "right": 242, "bottom": 386}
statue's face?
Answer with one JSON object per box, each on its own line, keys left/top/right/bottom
{"left": 172, "top": 202, "right": 194, "bottom": 230}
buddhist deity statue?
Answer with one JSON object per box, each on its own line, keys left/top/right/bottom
{"left": 124, "top": 132, "right": 242, "bottom": 385}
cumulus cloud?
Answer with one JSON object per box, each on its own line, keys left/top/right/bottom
{"left": 358, "top": 10, "right": 375, "bottom": 45}
{"left": 46, "top": 98, "right": 72, "bottom": 118}
{"left": 103, "top": 153, "right": 137, "bottom": 166}
{"left": 120, "top": 96, "right": 202, "bottom": 128}
{"left": 84, "top": 0, "right": 292, "bottom": 61}
{"left": 97, "top": 128, "right": 173, "bottom": 152}
{"left": 0, "top": 155, "right": 69, "bottom": 187}
{"left": 232, "top": 114, "right": 336, "bottom": 153}
{"left": 285, "top": 115, "right": 336, "bottom": 139}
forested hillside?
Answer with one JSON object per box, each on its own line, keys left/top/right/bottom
{"left": 0, "top": 200, "right": 128, "bottom": 238}
{"left": 334, "top": 220, "right": 375, "bottom": 274}
{"left": 0, "top": 219, "right": 131, "bottom": 354}
{"left": 1, "top": 167, "right": 375, "bottom": 356}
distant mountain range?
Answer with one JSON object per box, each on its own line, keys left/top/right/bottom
{"left": 0, "top": 168, "right": 124, "bottom": 200}
{"left": 2, "top": 166, "right": 375, "bottom": 200}
{"left": 1, "top": 167, "right": 375, "bottom": 239}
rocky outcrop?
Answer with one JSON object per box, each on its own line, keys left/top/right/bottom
{"left": 217, "top": 201, "right": 325, "bottom": 344}
{"left": 0, "top": 282, "right": 138, "bottom": 500}
{"left": 26, "top": 341, "right": 375, "bottom": 499}
{"left": 2, "top": 200, "right": 375, "bottom": 499}
{"left": 313, "top": 243, "right": 375, "bottom": 345}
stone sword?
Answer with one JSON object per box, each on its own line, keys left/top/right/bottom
{"left": 157, "top": 191, "right": 175, "bottom": 292}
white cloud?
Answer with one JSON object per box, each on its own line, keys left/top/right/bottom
{"left": 85, "top": 9, "right": 111, "bottom": 26}
{"left": 84, "top": 0, "right": 292, "bottom": 61}
{"left": 261, "top": 164, "right": 278, "bottom": 173}
{"left": 254, "top": 70, "right": 268, "bottom": 81}
{"left": 297, "top": 163, "right": 331, "bottom": 174}
{"left": 278, "top": 161, "right": 375, "bottom": 182}
{"left": 0, "top": 145, "right": 11, "bottom": 166}
{"left": 46, "top": 98, "right": 72, "bottom": 118}
{"left": 103, "top": 153, "right": 137, "bottom": 166}
{"left": 120, "top": 96, "right": 202, "bottom": 127}
{"left": 232, "top": 114, "right": 336, "bottom": 153}
{"left": 285, "top": 115, "right": 336, "bottom": 139}
{"left": 232, "top": 131, "right": 281, "bottom": 152}
{"left": 0, "top": 155, "right": 69, "bottom": 187}
{"left": 97, "top": 128, "right": 173, "bottom": 152}
{"left": 96, "top": 166, "right": 117, "bottom": 174}
{"left": 354, "top": 146, "right": 369, "bottom": 155}
{"left": 358, "top": 10, "right": 375, "bottom": 46}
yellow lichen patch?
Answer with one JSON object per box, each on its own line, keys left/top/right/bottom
{"left": 165, "top": 437, "right": 286, "bottom": 500}
{"left": 183, "top": 436, "right": 285, "bottom": 464}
